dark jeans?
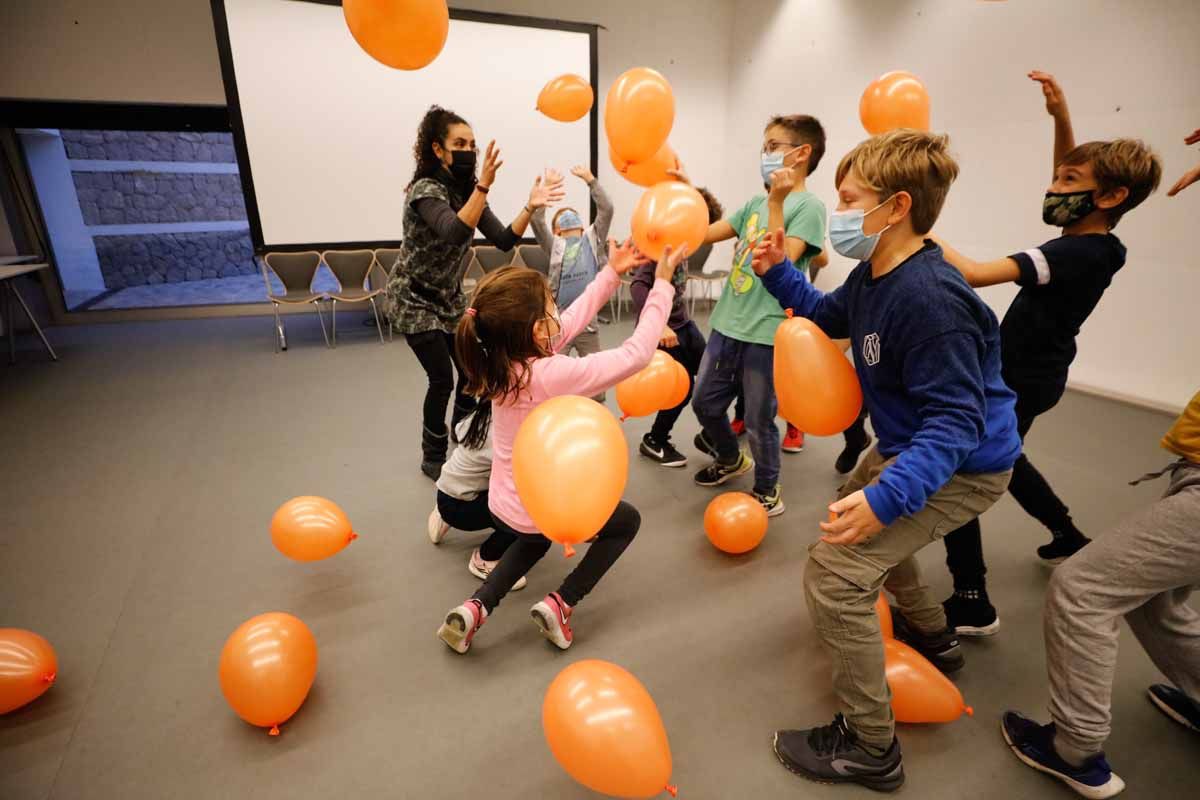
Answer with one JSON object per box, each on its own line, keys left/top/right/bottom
{"left": 405, "top": 330, "right": 476, "bottom": 441}
{"left": 691, "top": 330, "right": 780, "bottom": 494}
{"left": 944, "top": 379, "right": 1071, "bottom": 590}
{"left": 471, "top": 501, "right": 640, "bottom": 613}
{"left": 436, "top": 489, "right": 515, "bottom": 562}
{"left": 649, "top": 321, "right": 706, "bottom": 444}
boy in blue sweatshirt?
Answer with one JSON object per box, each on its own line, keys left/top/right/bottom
{"left": 755, "top": 130, "right": 1020, "bottom": 792}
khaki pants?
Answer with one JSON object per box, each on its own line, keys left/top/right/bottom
{"left": 804, "top": 446, "right": 1011, "bottom": 748}
{"left": 565, "top": 325, "right": 605, "bottom": 403}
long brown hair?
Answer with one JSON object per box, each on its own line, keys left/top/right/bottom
{"left": 456, "top": 266, "right": 554, "bottom": 448}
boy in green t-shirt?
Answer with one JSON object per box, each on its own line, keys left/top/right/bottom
{"left": 673, "top": 115, "right": 827, "bottom": 516}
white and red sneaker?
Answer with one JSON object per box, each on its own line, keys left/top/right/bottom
{"left": 783, "top": 424, "right": 805, "bottom": 453}
{"left": 428, "top": 506, "right": 450, "bottom": 545}
{"left": 467, "top": 548, "right": 527, "bottom": 591}
{"left": 530, "top": 592, "right": 574, "bottom": 650}
{"left": 437, "top": 598, "right": 487, "bottom": 654}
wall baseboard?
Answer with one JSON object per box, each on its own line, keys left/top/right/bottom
{"left": 1066, "top": 380, "right": 1184, "bottom": 416}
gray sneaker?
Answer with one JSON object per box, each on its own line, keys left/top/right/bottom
{"left": 693, "top": 452, "right": 754, "bottom": 487}
{"left": 753, "top": 484, "right": 786, "bottom": 517}
{"left": 773, "top": 714, "right": 904, "bottom": 792}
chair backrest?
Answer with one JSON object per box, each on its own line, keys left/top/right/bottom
{"left": 461, "top": 251, "right": 485, "bottom": 295}
{"left": 371, "top": 247, "right": 401, "bottom": 290}
{"left": 686, "top": 242, "right": 714, "bottom": 275}
{"left": 263, "top": 251, "right": 321, "bottom": 293}
{"left": 474, "top": 245, "right": 514, "bottom": 273}
{"left": 516, "top": 244, "right": 549, "bottom": 275}
{"left": 322, "top": 250, "right": 374, "bottom": 292}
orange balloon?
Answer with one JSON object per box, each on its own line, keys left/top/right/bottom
{"left": 774, "top": 315, "right": 863, "bottom": 436}
{"left": 343, "top": 0, "right": 449, "bottom": 71}
{"left": 612, "top": 142, "right": 680, "bottom": 188}
{"left": 219, "top": 612, "right": 318, "bottom": 735}
{"left": 876, "top": 594, "right": 894, "bottom": 639}
{"left": 631, "top": 181, "right": 708, "bottom": 262}
{"left": 885, "top": 639, "right": 972, "bottom": 723}
{"left": 606, "top": 67, "right": 675, "bottom": 165}
{"left": 616, "top": 351, "right": 680, "bottom": 419}
{"left": 704, "top": 492, "right": 769, "bottom": 554}
{"left": 664, "top": 357, "right": 690, "bottom": 409}
{"left": 513, "top": 396, "right": 628, "bottom": 555}
{"left": 543, "top": 660, "right": 676, "bottom": 799}
{"left": 859, "top": 70, "right": 931, "bottom": 134}
{"left": 0, "top": 629, "right": 57, "bottom": 714}
{"left": 270, "top": 496, "right": 357, "bottom": 562}
{"left": 537, "top": 74, "right": 594, "bottom": 122}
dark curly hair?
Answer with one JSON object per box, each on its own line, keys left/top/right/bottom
{"left": 408, "top": 105, "right": 469, "bottom": 190}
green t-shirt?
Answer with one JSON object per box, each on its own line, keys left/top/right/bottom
{"left": 709, "top": 191, "right": 826, "bottom": 346}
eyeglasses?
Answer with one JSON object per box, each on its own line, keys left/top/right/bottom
{"left": 762, "top": 140, "right": 804, "bottom": 155}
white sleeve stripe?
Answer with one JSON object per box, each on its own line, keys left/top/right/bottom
{"left": 1024, "top": 247, "right": 1051, "bottom": 285}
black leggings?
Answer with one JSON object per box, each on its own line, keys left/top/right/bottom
{"left": 471, "top": 501, "right": 641, "bottom": 613}
{"left": 406, "top": 330, "right": 475, "bottom": 438}
{"left": 436, "top": 490, "right": 516, "bottom": 562}
{"left": 650, "top": 321, "right": 707, "bottom": 443}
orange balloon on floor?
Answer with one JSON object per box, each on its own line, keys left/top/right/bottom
{"left": 606, "top": 67, "right": 675, "bottom": 165}
{"left": 704, "top": 492, "right": 769, "bottom": 554}
{"left": 343, "top": 0, "right": 449, "bottom": 71}
{"left": 859, "top": 70, "right": 931, "bottom": 134}
{"left": 543, "top": 660, "right": 676, "bottom": 798}
{"left": 664, "top": 357, "right": 690, "bottom": 409}
{"left": 537, "top": 74, "right": 594, "bottom": 122}
{"left": 774, "top": 315, "right": 863, "bottom": 436}
{"left": 876, "top": 594, "right": 894, "bottom": 639}
{"left": 513, "top": 396, "right": 628, "bottom": 556}
{"left": 270, "top": 496, "right": 357, "bottom": 562}
{"left": 631, "top": 182, "right": 708, "bottom": 262}
{"left": 885, "top": 639, "right": 972, "bottom": 723}
{"left": 0, "top": 629, "right": 57, "bottom": 714}
{"left": 612, "top": 142, "right": 680, "bottom": 188}
{"left": 219, "top": 612, "right": 318, "bottom": 735}
{"left": 616, "top": 351, "right": 680, "bottom": 419}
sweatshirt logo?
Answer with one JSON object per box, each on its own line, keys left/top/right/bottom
{"left": 863, "top": 333, "right": 881, "bottom": 366}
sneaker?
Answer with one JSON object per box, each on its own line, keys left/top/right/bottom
{"left": 890, "top": 608, "right": 964, "bottom": 673}
{"left": 1148, "top": 684, "right": 1200, "bottom": 733}
{"left": 754, "top": 484, "right": 786, "bottom": 517}
{"left": 773, "top": 713, "right": 905, "bottom": 792}
{"left": 639, "top": 434, "right": 688, "bottom": 468}
{"left": 530, "top": 592, "right": 573, "bottom": 650}
{"left": 836, "top": 433, "right": 873, "bottom": 475}
{"left": 467, "top": 548, "right": 527, "bottom": 591}
{"left": 783, "top": 424, "right": 805, "bottom": 453}
{"left": 731, "top": 418, "right": 747, "bottom": 437}
{"left": 942, "top": 591, "right": 1000, "bottom": 637}
{"left": 694, "top": 452, "right": 754, "bottom": 487}
{"left": 1038, "top": 532, "right": 1091, "bottom": 565}
{"left": 694, "top": 430, "right": 718, "bottom": 458}
{"left": 437, "top": 598, "right": 487, "bottom": 654}
{"left": 1001, "top": 711, "right": 1125, "bottom": 799}
{"left": 428, "top": 506, "right": 451, "bottom": 545}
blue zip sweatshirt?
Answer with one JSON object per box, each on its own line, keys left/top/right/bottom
{"left": 761, "top": 241, "right": 1019, "bottom": 524}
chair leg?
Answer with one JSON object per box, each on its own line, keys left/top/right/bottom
{"left": 273, "top": 303, "right": 286, "bottom": 352}
{"left": 331, "top": 299, "right": 338, "bottom": 348}
{"left": 314, "top": 300, "right": 330, "bottom": 348}
{"left": 369, "top": 298, "right": 385, "bottom": 345}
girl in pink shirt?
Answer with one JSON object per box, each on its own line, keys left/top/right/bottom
{"left": 437, "top": 238, "right": 684, "bottom": 654}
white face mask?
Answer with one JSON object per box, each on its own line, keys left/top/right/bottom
{"left": 539, "top": 311, "right": 564, "bottom": 352}
{"left": 829, "top": 197, "right": 895, "bottom": 261}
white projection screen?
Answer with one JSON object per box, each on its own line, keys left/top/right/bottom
{"left": 212, "top": 0, "right": 597, "bottom": 250}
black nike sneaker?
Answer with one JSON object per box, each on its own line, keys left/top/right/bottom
{"left": 890, "top": 608, "right": 965, "bottom": 673}
{"left": 773, "top": 713, "right": 904, "bottom": 793}
{"left": 639, "top": 433, "right": 688, "bottom": 468}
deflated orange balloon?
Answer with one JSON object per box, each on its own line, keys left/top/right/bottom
{"left": 612, "top": 142, "right": 680, "bottom": 188}
{"left": 860, "top": 70, "right": 931, "bottom": 134}
{"left": 774, "top": 315, "right": 863, "bottom": 436}
{"left": 664, "top": 357, "right": 690, "bottom": 409}
{"left": 537, "top": 74, "right": 594, "bottom": 122}
{"left": 606, "top": 67, "right": 675, "bottom": 165}
{"left": 885, "top": 638, "right": 972, "bottom": 723}
{"left": 616, "top": 351, "right": 680, "bottom": 420}
{"left": 514, "top": 396, "right": 627, "bottom": 557}
{"left": 0, "top": 629, "right": 57, "bottom": 714}
{"left": 631, "top": 181, "right": 708, "bottom": 262}
{"left": 704, "top": 492, "right": 769, "bottom": 554}
{"left": 343, "top": 0, "right": 449, "bottom": 71}
{"left": 219, "top": 612, "right": 318, "bottom": 735}
{"left": 543, "top": 660, "right": 676, "bottom": 798}
{"left": 270, "top": 496, "right": 357, "bottom": 562}
{"left": 876, "top": 594, "right": 894, "bottom": 639}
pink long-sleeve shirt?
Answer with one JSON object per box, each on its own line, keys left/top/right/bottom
{"left": 488, "top": 264, "right": 674, "bottom": 533}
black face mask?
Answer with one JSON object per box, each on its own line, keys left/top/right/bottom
{"left": 447, "top": 149, "right": 477, "bottom": 186}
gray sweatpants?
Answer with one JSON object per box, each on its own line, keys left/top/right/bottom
{"left": 1046, "top": 459, "right": 1200, "bottom": 754}
{"left": 565, "top": 325, "right": 605, "bottom": 404}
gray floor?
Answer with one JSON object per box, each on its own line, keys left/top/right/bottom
{"left": 0, "top": 311, "right": 1195, "bottom": 800}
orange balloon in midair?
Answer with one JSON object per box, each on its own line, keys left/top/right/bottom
{"left": 876, "top": 594, "right": 894, "bottom": 639}
{"left": 859, "top": 70, "right": 931, "bottom": 134}
{"left": 343, "top": 0, "right": 449, "bottom": 71}
{"left": 774, "top": 315, "right": 863, "bottom": 436}
{"left": 219, "top": 612, "right": 318, "bottom": 735}
{"left": 885, "top": 638, "right": 973, "bottom": 723}
{"left": 606, "top": 67, "right": 675, "bottom": 165}
{"left": 537, "top": 74, "right": 594, "bottom": 122}
{"left": 513, "top": 396, "right": 628, "bottom": 557}
{"left": 616, "top": 350, "right": 681, "bottom": 420}
{"left": 543, "top": 660, "right": 676, "bottom": 799}
{"left": 270, "top": 496, "right": 357, "bottom": 562}
{"left": 704, "top": 492, "right": 769, "bottom": 554}
{"left": 631, "top": 181, "right": 708, "bottom": 262}
{"left": 0, "top": 629, "right": 57, "bottom": 715}
{"left": 612, "top": 142, "right": 680, "bottom": 188}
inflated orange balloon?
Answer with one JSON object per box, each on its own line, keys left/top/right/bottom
{"left": 537, "top": 74, "right": 594, "bottom": 122}
{"left": 704, "top": 492, "right": 769, "bottom": 554}
{"left": 885, "top": 639, "right": 972, "bottom": 723}
{"left": 343, "top": 0, "right": 449, "bottom": 71}
{"left": 606, "top": 67, "right": 675, "bottom": 165}
{"left": 0, "top": 629, "right": 57, "bottom": 714}
{"left": 513, "top": 396, "right": 628, "bottom": 557}
{"left": 219, "top": 612, "right": 318, "bottom": 735}
{"left": 774, "top": 315, "right": 863, "bottom": 436}
{"left": 664, "top": 357, "right": 690, "bottom": 409}
{"left": 859, "top": 70, "right": 931, "bottom": 134}
{"left": 876, "top": 594, "right": 894, "bottom": 640}
{"left": 270, "top": 496, "right": 357, "bottom": 562}
{"left": 612, "top": 142, "right": 680, "bottom": 188}
{"left": 543, "top": 660, "right": 676, "bottom": 798}
{"left": 631, "top": 182, "right": 708, "bottom": 262}
{"left": 616, "top": 351, "right": 680, "bottom": 420}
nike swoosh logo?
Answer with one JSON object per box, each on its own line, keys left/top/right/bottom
{"left": 831, "top": 758, "right": 886, "bottom": 776}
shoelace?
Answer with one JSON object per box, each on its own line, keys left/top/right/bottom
{"left": 808, "top": 714, "right": 855, "bottom": 756}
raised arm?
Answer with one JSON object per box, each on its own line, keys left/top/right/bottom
{"left": 1168, "top": 127, "right": 1200, "bottom": 197}
{"left": 933, "top": 236, "right": 1020, "bottom": 288}
{"left": 575, "top": 166, "right": 615, "bottom": 242}
{"left": 1029, "top": 71, "right": 1076, "bottom": 178}
{"left": 455, "top": 140, "right": 502, "bottom": 230}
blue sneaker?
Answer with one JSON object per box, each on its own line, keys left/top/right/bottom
{"left": 1001, "top": 711, "right": 1125, "bottom": 798}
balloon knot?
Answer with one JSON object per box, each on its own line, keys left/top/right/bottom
{"left": 269, "top": 725, "right": 281, "bottom": 736}
{"left": 43, "top": 672, "right": 56, "bottom": 684}
{"left": 785, "top": 308, "right": 794, "bottom": 318}
{"left": 347, "top": 531, "right": 359, "bottom": 543}
{"left": 620, "top": 414, "right": 629, "bottom": 422}
{"left": 665, "top": 784, "right": 678, "bottom": 797}
{"left": 964, "top": 706, "right": 975, "bottom": 717}
{"left": 563, "top": 543, "right": 576, "bottom": 558}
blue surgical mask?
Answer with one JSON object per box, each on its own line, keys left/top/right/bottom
{"left": 555, "top": 210, "right": 583, "bottom": 231}
{"left": 760, "top": 152, "right": 785, "bottom": 185}
{"left": 829, "top": 198, "right": 895, "bottom": 261}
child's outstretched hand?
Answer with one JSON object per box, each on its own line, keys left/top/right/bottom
{"left": 1167, "top": 128, "right": 1200, "bottom": 197}
{"left": 819, "top": 490, "right": 884, "bottom": 546}
{"left": 655, "top": 244, "right": 688, "bottom": 282}
{"left": 608, "top": 238, "right": 651, "bottom": 275}
{"left": 570, "top": 165, "right": 596, "bottom": 184}
{"left": 1028, "top": 70, "right": 1068, "bottom": 119}
{"left": 528, "top": 172, "right": 566, "bottom": 210}
{"left": 751, "top": 228, "right": 787, "bottom": 276}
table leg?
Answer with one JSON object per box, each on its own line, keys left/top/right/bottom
{"left": 9, "top": 280, "right": 58, "bottom": 361}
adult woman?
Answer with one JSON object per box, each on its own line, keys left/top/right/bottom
{"left": 387, "top": 106, "right": 564, "bottom": 480}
